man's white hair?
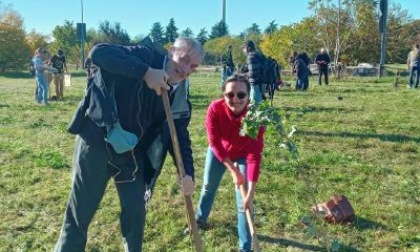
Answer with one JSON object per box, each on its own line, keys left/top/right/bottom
{"left": 173, "top": 37, "right": 205, "bottom": 60}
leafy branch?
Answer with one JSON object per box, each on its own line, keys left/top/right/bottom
{"left": 240, "top": 100, "right": 340, "bottom": 252}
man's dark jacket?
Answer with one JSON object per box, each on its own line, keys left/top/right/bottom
{"left": 67, "top": 43, "right": 194, "bottom": 187}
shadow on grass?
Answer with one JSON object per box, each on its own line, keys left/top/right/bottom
{"left": 282, "top": 106, "right": 359, "bottom": 114}
{"left": 352, "top": 216, "right": 390, "bottom": 231}
{"left": 1, "top": 71, "right": 88, "bottom": 79}
{"left": 258, "top": 235, "right": 361, "bottom": 252}
{"left": 1, "top": 72, "right": 33, "bottom": 79}
{"left": 324, "top": 88, "right": 391, "bottom": 94}
{"left": 299, "top": 130, "right": 420, "bottom": 144}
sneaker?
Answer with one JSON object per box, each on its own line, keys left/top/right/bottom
{"left": 183, "top": 220, "right": 208, "bottom": 235}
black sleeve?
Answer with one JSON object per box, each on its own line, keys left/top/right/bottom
{"left": 89, "top": 43, "right": 153, "bottom": 81}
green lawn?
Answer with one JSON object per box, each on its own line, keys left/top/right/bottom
{"left": 0, "top": 71, "right": 419, "bottom": 251}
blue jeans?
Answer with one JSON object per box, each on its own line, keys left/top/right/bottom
{"left": 196, "top": 147, "right": 252, "bottom": 251}
{"left": 35, "top": 73, "right": 48, "bottom": 104}
{"left": 408, "top": 66, "right": 420, "bottom": 88}
{"left": 54, "top": 119, "right": 147, "bottom": 252}
{"left": 250, "top": 83, "right": 266, "bottom": 104}
{"left": 296, "top": 75, "right": 309, "bottom": 90}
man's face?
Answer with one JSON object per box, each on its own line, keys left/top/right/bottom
{"left": 242, "top": 47, "right": 248, "bottom": 55}
{"left": 166, "top": 48, "right": 201, "bottom": 84}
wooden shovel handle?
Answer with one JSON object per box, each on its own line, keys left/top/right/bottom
{"left": 161, "top": 89, "right": 202, "bottom": 252}
{"left": 239, "top": 184, "right": 261, "bottom": 252}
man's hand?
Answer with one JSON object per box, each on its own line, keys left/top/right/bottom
{"left": 177, "top": 175, "right": 194, "bottom": 196}
{"left": 143, "top": 67, "right": 170, "bottom": 96}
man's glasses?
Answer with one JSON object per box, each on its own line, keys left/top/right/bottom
{"left": 224, "top": 91, "right": 247, "bottom": 100}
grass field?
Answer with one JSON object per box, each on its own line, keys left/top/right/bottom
{"left": 0, "top": 71, "right": 419, "bottom": 252}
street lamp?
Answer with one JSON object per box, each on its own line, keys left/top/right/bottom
{"left": 81, "top": 0, "right": 85, "bottom": 69}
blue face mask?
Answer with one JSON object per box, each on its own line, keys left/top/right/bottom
{"left": 105, "top": 122, "right": 138, "bottom": 154}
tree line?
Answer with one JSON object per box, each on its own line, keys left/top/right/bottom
{"left": 0, "top": 0, "right": 419, "bottom": 73}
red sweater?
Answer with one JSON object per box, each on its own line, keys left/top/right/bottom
{"left": 206, "top": 99, "right": 265, "bottom": 182}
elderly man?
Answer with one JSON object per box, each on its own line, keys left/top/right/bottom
{"left": 315, "top": 48, "right": 331, "bottom": 85}
{"left": 54, "top": 37, "right": 205, "bottom": 252}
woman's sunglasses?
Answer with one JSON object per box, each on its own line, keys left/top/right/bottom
{"left": 224, "top": 91, "right": 247, "bottom": 100}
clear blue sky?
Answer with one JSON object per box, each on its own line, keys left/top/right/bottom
{"left": 3, "top": 0, "right": 419, "bottom": 38}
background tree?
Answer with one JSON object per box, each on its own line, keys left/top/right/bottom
{"left": 180, "top": 27, "right": 194, "bottom": 38}
{"left": 204, "top": 36, "right": 246, "bottom": 66}
{"left": 260, "top": 25, "right": 293, "bottom": 68}
{"left": 51, "top": 21, "right": 78, "bottom": 57}
{"left": 196, "top": 28, "right": 208, "bottom": 45}
{"left": 26, "top": 30, "right": 50, "bottom": 55}
{"left": 309, "top": 0, "right": 356, "bottom": 77}
{"left": 209, "top": 20, "right": 229, "bottom": 39}
{"left": 165, "top": 18, "right": 178, "bottom": 43}
{"left": 246, "top": 23, "right": 261, "bottom": 36}
{"left": 150, "top": 22, "right": 165, "bottom": 44}
{"left": 50, "top": 21, "right": 83, "bottom": 65}
{"left": 347, "top": 0, "right": 380, "bottom": 64}
{"left": 97, "top": 20, "right": 131, "bottom": 45}
{"left": 264, "top": 20, "right": 278, "bottom": 35}
{"left": 386, "top": 3, "right": 413, "bottom": 64}
{"left": 0, "top": 4, "right": 31, "bottom": 72}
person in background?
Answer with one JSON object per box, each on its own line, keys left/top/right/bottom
{"left": 49, "top": 49, "right": 68, "bottom": 99}
{"left": 242, "top": 40, "right": 265, "bottom": 104}
{"left": 294, "top": 52, "right": 310, "bottom": 91}
{"left": 192, "top": 74, "right": 265, "bottom": 252}
{"left": 54, "top": 37, "right": 205, "bottom": 252}
{"left": 290, "top": 51, "right": 298, "bottom": 71}
{"left": 32, "top": 48, "right": 49, "bottom": 105}
{"left": 407, "top": 43, "right": 420, "bottom": 88}
{"left": 220, "top": 44, "right": 235, "bottom": 86}
{"left": 315, "top": 48, "right": 331, "bottom": 85}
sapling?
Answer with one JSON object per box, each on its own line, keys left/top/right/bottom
{"left": 240, "top": 100, "right": 340, "bottom": 252}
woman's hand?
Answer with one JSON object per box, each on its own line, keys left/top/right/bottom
{"left": 241, "top": 182, "right": 256, "bottom": 211}
{"left": 242, "top": 186, "right": 255, "bottom": 210}
{"left": 143, "top": 67, "right": 170, "bottom": 96}
{"left": 223, "top": 158, "right": 244, "bottom": 186}
{"left": 230, "top": 169, "right": 245, "bottom": 186}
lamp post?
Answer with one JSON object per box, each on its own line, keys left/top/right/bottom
{"left": 81, "top": 0, "right": 85, "bottom": 69}
{"left": 222, "top": 0, "right": 226, "bottom": 24}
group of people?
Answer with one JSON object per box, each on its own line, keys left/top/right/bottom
{"left": 290, "top": 48, "right": 331, "bottom": 91}
{"left": 31, "top": 48, "right": 68, "bottom": 104}
{"left": 54, "top": 37, "right": 265, "bottom": 252}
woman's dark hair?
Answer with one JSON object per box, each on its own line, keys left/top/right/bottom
{"left": 221, "top": 74, "right": 251, "bottom": 94}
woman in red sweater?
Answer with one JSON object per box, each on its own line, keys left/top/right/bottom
{"left": 195, "top": 74, "right": 265, "bottom": 252}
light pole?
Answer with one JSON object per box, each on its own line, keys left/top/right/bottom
{"left": 222, "top": 0, "right": 226, "bottom": 24}
{"left": 81, "top": 0, "right": 85, "bottom": 69}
